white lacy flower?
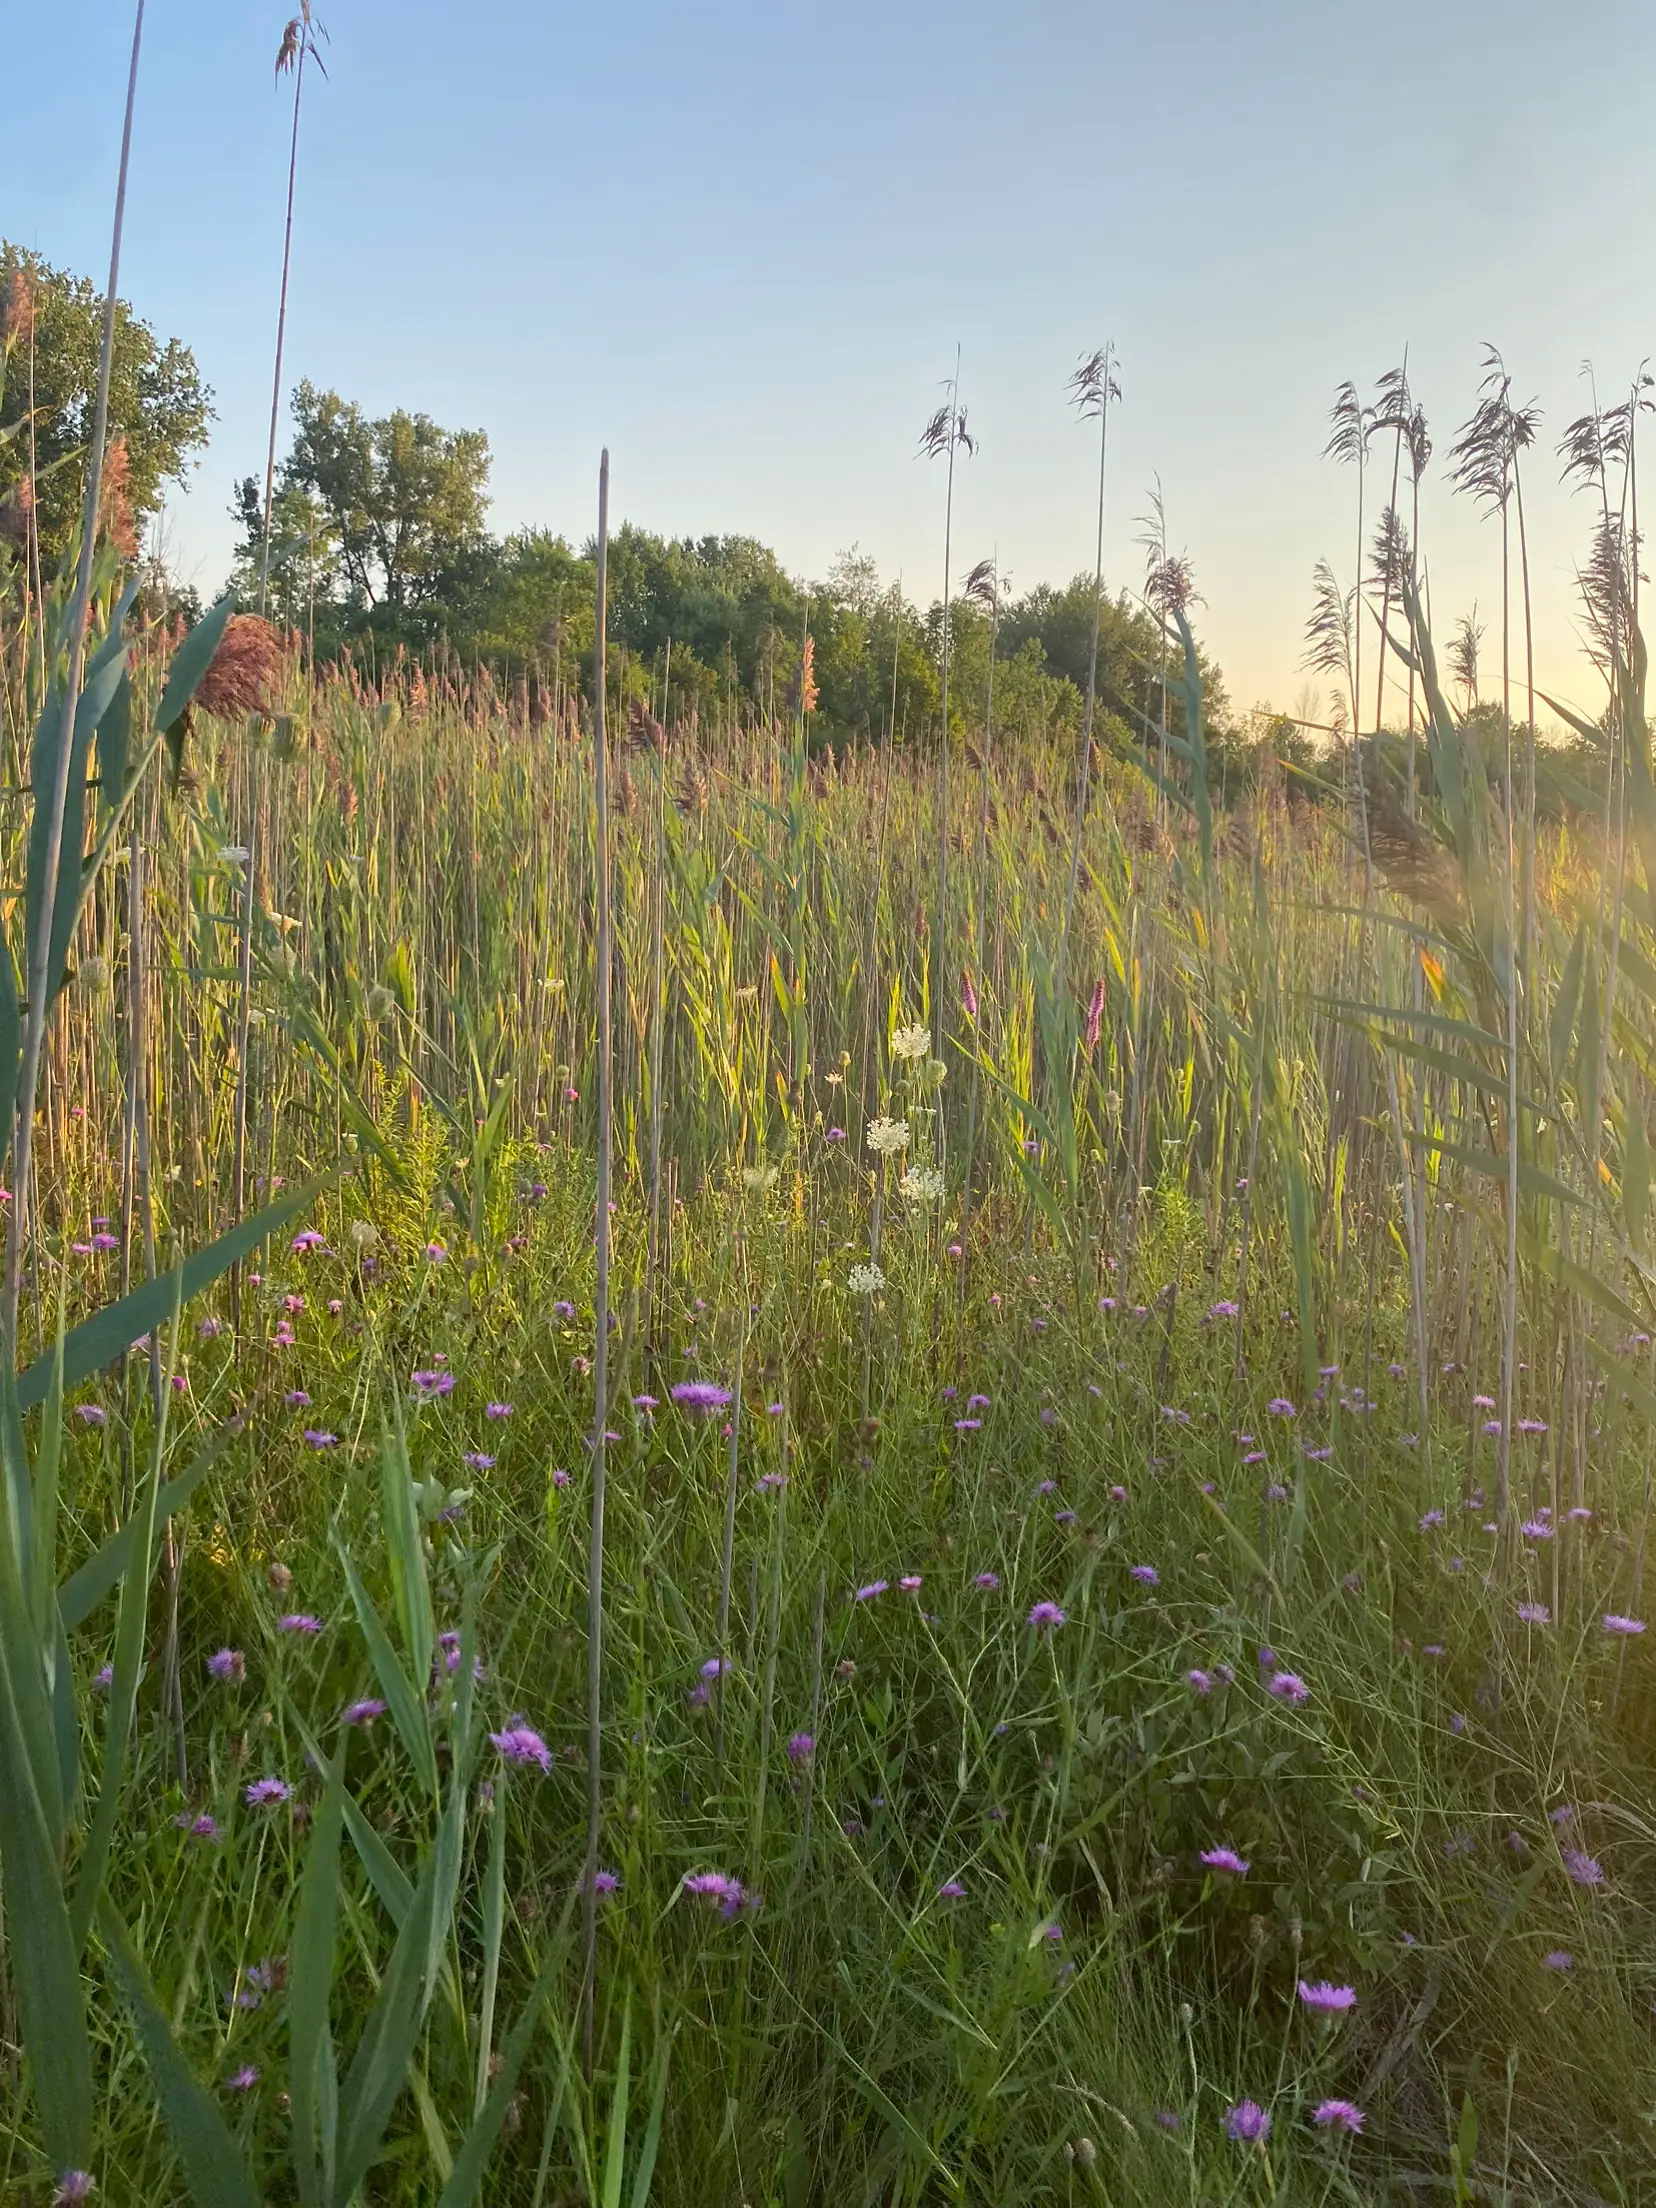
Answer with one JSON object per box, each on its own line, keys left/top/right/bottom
{"left": 890, "top": 1023, "right": 931, "bottom": 1061}
{"left": 866, "top": 1116, "right": 911, "bottom": 1156}
{"left": 847, "top": 1262, "right": 886, "bottom": 1296}
{"left": 900, "top": 1166, "right": 945, "bottom": 1203}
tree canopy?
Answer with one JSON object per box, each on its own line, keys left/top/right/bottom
{"left": 0, "top": 242, "right": 213, "bottom": 572}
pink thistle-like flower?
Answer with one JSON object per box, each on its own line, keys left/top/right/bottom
{"left": 672, "top": 1380, "right": 733, "bottom": 1415}
{"left": 684, "top": 1869, "right": 750, "bottom": 1918}
{"left": 1268, "top": 1671, "right": 1309, "bottom": 1704}
{"left": 937, "top": 1878, "right": 967, "bottom": 1899}
{"left": 490, "top": 1721, "right": 553, "bottom": 1773}
{"left": 1266, "top": 1398, "right": 1296, "bottom": 1419}
{"left": 1201, "top": 1847, "right": 1248, "bottom": 1875}
{"left": 1026, "top": 1600, "right": 1067, "bottom": 1630}
{"left": 302, "top": 1429, "right": 337, "bottom": 1450}
{"left": 277, "top": 1614, "right": 323, "bottom": 1635}
{"left": 1225, "top": 2100, "right": 1272, "bottom": 2143}
{"left": 1517, "top": 1603, "right": 1551, "bottom": 1625}
{"left": 853, "top": 1580, "right": 888, "bottom": 1603}
{"left": 1603, "top": 1614, "right": 1646, "bottom": 1635}
{"left": 228, "top": 2065, "right": 260, "bottom": 2091}
{"left": 207, "top": 1647, "right": 245, "bottom": 1681}
{"left": 244, "top": 1776, "right": 291, "bottom": 1809}
{"left": 75, "top": 1403, "right": 108, "bottom": 1426}
{"left": 1542, "top": 1949, "right": 1575, "bottom": 1971}
{"left": 52, "top": 2174, "right": 96, "bottom": 2205}
{"left": 1130, "top": 1564, "right": 1159, "bottom": 1586}
{"left": 973, "top": 1571, "right": 1000, "bottom": 1590}
{"left": 1312, "top": 2099, "right": 1364, "bottom": 2133}
{"left": 485, "top": 1401, "right": 513, "bottom": 1419}
{"left": 785, "top": 1732, "right": 814, "bottom": 1762}
{"left": 1297, "top": 1980, "right": 1356, "bottom": 2013}
{"left": 342, "top": 1698, "right": 386, "bottom": 1726}
{"left": 899, "top": 1574, "right": 923, "bottom": 1591}
{"left": 1562, "top": 1848, "right": 1605, "bottom": 1887}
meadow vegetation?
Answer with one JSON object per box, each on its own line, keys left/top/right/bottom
{"left": 5, "top": 36, "right": 1656, "bottom": 2208}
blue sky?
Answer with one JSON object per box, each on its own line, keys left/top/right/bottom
{"left": 17, "top": 0, "right": 1656, "bottom": 713}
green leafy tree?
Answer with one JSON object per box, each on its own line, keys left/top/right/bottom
{"left": 0, "top": 243, "right": 212, "bottom": 571}
{"left": 236, "top": 380, "right": 490, "bottom": 641}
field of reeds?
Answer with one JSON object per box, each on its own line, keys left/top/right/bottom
{"left": 8, "top": 24, "right": 1656, "bottom": 2197}
{"left": 3, "top": 465, "right": 1656, "bottom": 2208}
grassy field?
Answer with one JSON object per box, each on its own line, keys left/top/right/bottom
{"left": 0, "top": 525, "right": 1654, "bottom": 2208}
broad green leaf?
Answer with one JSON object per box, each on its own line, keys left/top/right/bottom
{"left": 155, "top": 594, "right": 235, "bottom": 736}
{"left": 95, "top": 664, "right": 132, "bottom": 816}
{"left": 334, "top": 1532, "right": 438, "bottom": 1798}
{"left": 603, "top": 2001, "right": 633, "bottom": 2208}
{"left": 98, "top": 1895, "right": 260, "bottom": 2208}
{"left": 628, "top": 2018, "right": 674, "bottom": 2208}
{"left": 290, "top": 1743, "right": 347, "bottom": 2208}
{"left": 333, "top": 1827, "right": 447, "bottom": 2204}
{"left": 1627, "top": 1110, "right": 1653, "bottom": 1259}
{"left": 381, "top": 1393, "right": 434, "bottom": 1697}
{"left": 438, "top": 1948, "right": 562, "bottom": 2208}
{"left": 0, "top": 1630, "right": 90, "bottom": 2170}
{"left": 1404, "top": 1132, "right": 1583, "bottom": 1211}
{"left": 1549, "top": 924, "right": 1587, "bottom": 1093}
{"left": 17, "top": 1172, "right": 335, "bottom": 1410}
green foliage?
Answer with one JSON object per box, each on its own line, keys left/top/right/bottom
{"left": 0, "top": 243, "right": 212, "bottom": 573}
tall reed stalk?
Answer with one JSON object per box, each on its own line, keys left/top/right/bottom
{"left": 580, "top": 448, "right": 612, "bottom": 2072}
{"left": 5, "top": 0, "right": 146, "bottom": 1347}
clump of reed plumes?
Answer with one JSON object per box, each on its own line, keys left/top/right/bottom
{"left": 1365, "top": 789, "right": 1466, "bottom": 933}
{"left": 0, "top": 265, "right": 35, "bottom": 351}
{"left": 0, "top": 475, "right": 32, "bottom": 552}
{"left": 197, "top": 613, "right": 285, "bottom": 720}
{"left": 97, "top": 433, "right": 138, "bottom": 559}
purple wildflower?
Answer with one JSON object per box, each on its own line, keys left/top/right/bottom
{"left": 1266, "top": 1398, "right": 1296, "bottom": 1419}
{"left": 1517, "top": 1602, "right": 1550, "bottom": 1625}
{"left": 228, "top": 2065, "right": 260, "bottom": 2091}
{"left": 1268, "top": 1671, "right": 1309, "bottom": 1703}
{"left": 207, "top": 1648, "right": 245, "bottom": 1682}
{"left": 937, "top": 1879, "right": 967, "bottom": 1899}
{"left": 1130, "top": 1564, "right": 1159, "bottom": 1585}
{"left": 672, "top": 1380, "right": 733, "bottom": 1414}
{"left": 1562, "top": 1848, "right": 1605, "bottom": 1887}
{"left": 52, "top": 2176, "right": 96, "bottom": 2205}
{"left": 277, "top": 1614, "right": 323, "bottom": 1636}
{"left": 74, "top": 1404, "right": 107, "bottom": 1427}
{"left": 973, "top": 1571, "right": 1001, "bottom": 1590}
{"left": 244, "top": 1776, "right": 291, "bottom": 1809}
{"left": 1312, "top": 2100, "right": 1364, "bottom": 2133}
{"left": 1542, "top": 1949, "right": 1575, "bottom": 1971}
{"left": 490, "top": 1722, "right": 554, "bottom": 1773}
{"left": 1225, "top": 2101, "right": 1272, "bottom": 2143}
{"left": 485, "top": 1401, "right": 513, "bottom": 1419}
{"left": 302, "top": 1429, "right": 337, "bottom": 1450}
{"left": 342, "top": 1698, "right": 386, "bottom": 1726}
{"left": 1297, "top": 1980, "right": 1356, "bottom": 2013}
{"left": 1201, "top": 1847, "right": 1249, "bottom": 1875}
{"left": 785, "top": 1732, "right": 814, "bottom": 1762}
{"left": 853, "top": 1580, "right": 889, "bottom": 1603}
{"left": 1027, "top": 1600, "right": 1066, "bottom": 1630}
{"left": 1603, "top": 1614, "right": 1646, "bottom": 1635}
{"left": 462, "top": 1450, "right": 496, "bottom": 1470}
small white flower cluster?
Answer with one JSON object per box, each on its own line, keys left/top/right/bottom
{"left": 866, "top": 1116, "right": 911, "bottom": 1156}
{"left": 890, "top": 1022, "right": 931, "bottom": 1061}
{"left": 900, "top": 1166, "right": 945, "bottom": 1203}
{"left": 847, "top": 1262, "right": 886, "bottom": 1296}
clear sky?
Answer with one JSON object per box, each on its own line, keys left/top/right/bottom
{"left": 16, "top": 0, "right": 1656, "bottom": 717}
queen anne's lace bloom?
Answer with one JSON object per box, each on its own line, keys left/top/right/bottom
{"left": 866, "top": 1116, "right": 910, "bottom": 1156}
{"left": 847, "top": 1262, "right": 885, "bottom": 1296}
